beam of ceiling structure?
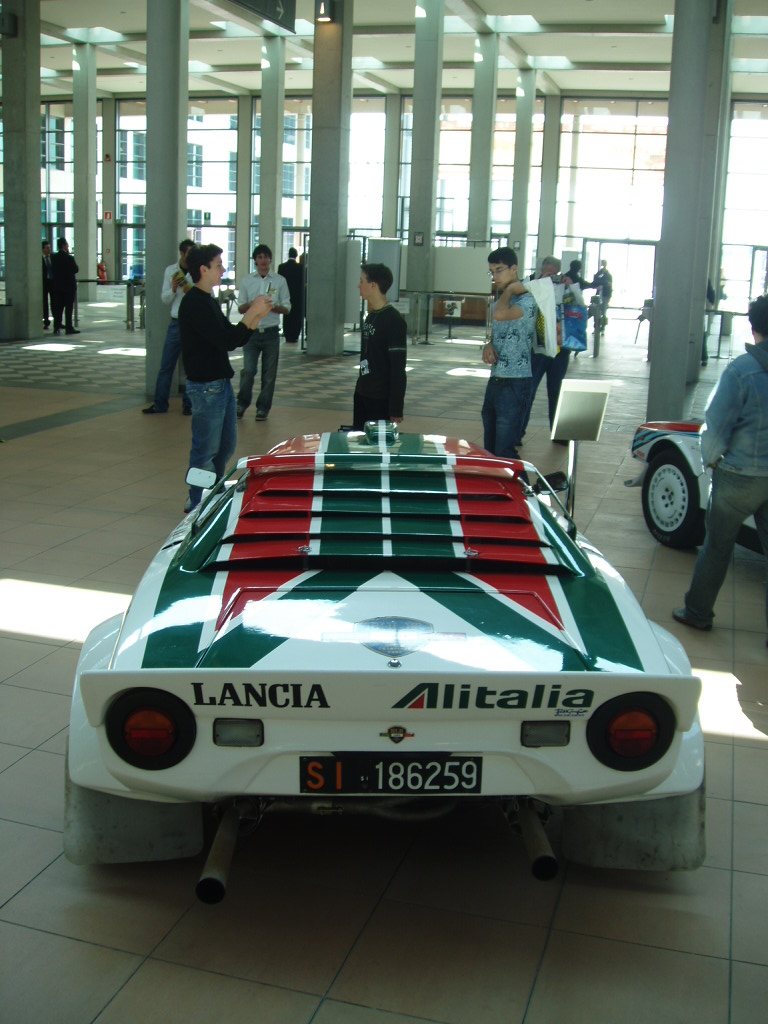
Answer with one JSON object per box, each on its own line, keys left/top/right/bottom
{"left": 26, "top": 1, "right": 768, "bottom": 102}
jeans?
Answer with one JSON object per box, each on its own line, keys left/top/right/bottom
{"left": 237, "top": 328, "right": 280, "bottom": 415}
{"left": 185, "top": 379, "right": 237, "bottom": 508}
{"left": 522, "top": 349, "right": 570, "bottom": 436}
{"left": 685, "top": 467, "right": 768, "bottom": 628}
{"left": 481, "top": 376, "right": 532, "bottom": 459}
{"left": 153, "top": 319, "right": 191, "bottom": 413}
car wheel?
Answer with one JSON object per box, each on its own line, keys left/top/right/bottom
{"left": 641, "top": 449, "right": 706, "bottom": 548}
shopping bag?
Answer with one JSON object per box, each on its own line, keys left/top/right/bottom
{"left": 561, "top": 303, "right": 588, "bottom": 352}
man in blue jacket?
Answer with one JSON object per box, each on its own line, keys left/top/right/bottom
{"left": 674, "top": 294, "right": 768, "bottom": 639}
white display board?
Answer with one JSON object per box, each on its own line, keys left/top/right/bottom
{"left": 551, "top": 380, "right": 611, "bottom": 442}
{"left": 367, "top": 238, "right": 402, "bottom": 301}
{"left": 433, "top": 246, "right": 492, "bottom": 295}
{"left": 345, "top": 238, "right": 363, "bottom": 323}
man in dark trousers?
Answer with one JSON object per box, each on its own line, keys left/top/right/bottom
{"left": 590, "top": 259, "right": 613, "bottom": 328}
{"left": 235, "top": 244, "right": 291, "bottom": 421}
{"left": 179, "top": 244, "right": 272, "bottom": 514}
{"left": 353, "top": 262, "right": 407, "bottom": 430}
{"left": 50, "top": 237, "right": 80, "bottom": 335}
{"left": 674, "top": 294, "right": 768, "bottom": 638}
{"left": 277, "top": 247, "right": 304, "bottom": 344}
{"left": 41, "top": 241, "right": 54, "bottom": 330}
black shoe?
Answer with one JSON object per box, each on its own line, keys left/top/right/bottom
{"left": 142, "top": 405, "right": 166, "bottom": 415}
{"left": 65, "top": 329, "right": 81, "bottom": 335}
{"left": 53, "top": 329, "right": 61, "bottom": 335}
{"left": 672, "top": 607, "right": 712, "bottom": 632}
{"left": 236, "top": 407, "right": 245, "bottom": 419}
{"left": 255, "top": 411, "right": 268, "bottom": 421}
{"left": 183, "top": 407, "right": 192, "bottom": 416}
{"left": 44, "top": 322, "right": 51, "bottom": 329}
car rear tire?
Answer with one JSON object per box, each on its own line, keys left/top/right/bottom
{"left": 641, "top": 449, "right": 706, "bottom": 548}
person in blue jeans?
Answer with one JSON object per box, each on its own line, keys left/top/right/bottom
{"left": 179, "top": 244, "right": 272, "bottom": 513}
{"left": 674, "top": 294, "right": 768, "bottom": 640}
{"left": 481, "top": 247, "right": 537, "bottom": 460}
{"left": 144, "top": 239, "right": 196, "bottom": 415}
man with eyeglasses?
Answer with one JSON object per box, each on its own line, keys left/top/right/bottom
{"left": 481, "top": 247, "right": 537, "bottom": 460}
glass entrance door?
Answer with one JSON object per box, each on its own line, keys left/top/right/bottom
{"left": 750, "top": 247, "right": 768, "bottom": 300}
{"left": 581, "top": 240, "right": 657, "bottom": 315}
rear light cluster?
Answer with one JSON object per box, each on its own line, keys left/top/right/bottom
{"left": 587, "top": 692, "right": 675, "bottom": 771}
{"left": 106, "top": 689, "right": 196, "bottom": 770}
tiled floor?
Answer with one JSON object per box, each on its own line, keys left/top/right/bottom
{"left": 0, "top": 301, "right": 766, "bottom": 1024}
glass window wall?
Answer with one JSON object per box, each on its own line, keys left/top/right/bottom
{"left": 349, "top": 97, "right": 386, "bottom": 237}
{"left": 116, "top": 98, "right": 237, "bottom": 280}
{"left": 556, "top": 99, "right": 667, "bottom": 256}
{"left": 721, "top": 102, "right": 768, "bottom": 310}
{"left": 491, "top": 97, "right": 545, "bottom": 262}
{"left": 252, "top": 98, "right": 312, "bottom": 259}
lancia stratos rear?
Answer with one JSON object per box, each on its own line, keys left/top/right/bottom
{"left": 65, "top": 426, "right": 705, "bottom": 900}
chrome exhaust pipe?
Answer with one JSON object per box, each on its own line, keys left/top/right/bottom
{"left": 196, "top": 804, "right": 241, "bottom": 904}
{"left": 517, "top": 801, "right": 559, "bottom": 881}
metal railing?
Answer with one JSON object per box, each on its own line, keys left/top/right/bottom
{"left": 404, "top": 290, "right": 493, "bottom": 345}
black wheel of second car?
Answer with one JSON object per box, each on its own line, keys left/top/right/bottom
{"left": 641, "top": 449, "right": 706, "bottom": 548}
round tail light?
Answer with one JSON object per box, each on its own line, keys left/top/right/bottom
{"left": 124, "top": 709, "right": 177, "bottom": 757}
{"left": 587, "top": 692, "right": 675, "bottom": 771}
{"left": 106, "top": 689, "right": 196, "bottom": 770}
{"left": 607, "top": 709, "right": 658, "bottom": 758}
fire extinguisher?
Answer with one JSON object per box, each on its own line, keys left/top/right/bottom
{"left": 97, "top": 261, "right": 107, "bottom": 283}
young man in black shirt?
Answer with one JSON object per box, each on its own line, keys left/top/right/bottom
{"left": 179, "top": 244, "right": 272, "bottom": 513}
{"left": 353, "top": 262, "right": 407, "bottom": 430}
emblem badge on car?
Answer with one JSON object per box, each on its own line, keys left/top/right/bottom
{"left": 355, "top": 617, "right": 434, "bottom": 668}
{"left": 380, "top": 725, "right": 415, "bottom": 744}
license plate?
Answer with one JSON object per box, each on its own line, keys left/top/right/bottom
{"left": 299, "top": 754, "right": 482, "bottom": 794}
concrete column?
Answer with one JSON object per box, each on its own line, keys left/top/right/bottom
{"left": 144, "top": 0, "right": 189, "bottom": 397}
{"left": 306, "top": 0, "right": 353, "bottom": 356}
{"left": 704, "top": 2, "right": 733, "bottom": 315}
{"left": 2, "top": 0, "right": 41, "bottom": 339}
{"left": 536, "top": 94, "right": 561, "bottom": 270}
{"left": 100, "top": 99, "right": 118, "bottom": 281}
{"left": 467, "top": 33, "right": 498, "bottom": 243}
{"left": 73, "top": 43, "right": 98, "bottom": 300}
{"left": 647, "top": 0, "right": 729, "bottom": 419}
{"left": 509, "top": 69, "right": 535, "bottom": 274}
{"left": 381, "top": 94, "right": 401, "bottom": 238}
{"left": 258, "top": 36, "right": 285, "bottom": 253}
{"left": 405, "top": 0, "right": 444, "bottom": 329}
{"left": 235, "top": 95, "right": 253, "bottom": 284}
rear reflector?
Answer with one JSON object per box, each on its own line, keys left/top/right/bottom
{"left": 521, "top": 721, "right": 570, "bottom": 747}
{"left": 214, "top": 719, "right": 264, "bottom": 747}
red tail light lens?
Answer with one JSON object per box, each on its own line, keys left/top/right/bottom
{"left": 607, "top": 710, "right": 658, "bottom": 758}
{"left": 124, "top": 709, "right": 177, "bottom": 757}
{"left": 106, "top": 689, "right": 196, "bottom": 770}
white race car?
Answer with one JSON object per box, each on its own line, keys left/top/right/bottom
{"left": 65, "top": 425, "right": 705, "bottom": 901}
{"left": 630, "top": 420, "right": 760, "bottom": 550}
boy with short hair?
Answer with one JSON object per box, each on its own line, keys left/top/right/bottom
{"left": 353, "top": 262, "right": 408, "bottom": 430}
{"left": 481, "top": 246, "right": 537, "bottom": 459}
